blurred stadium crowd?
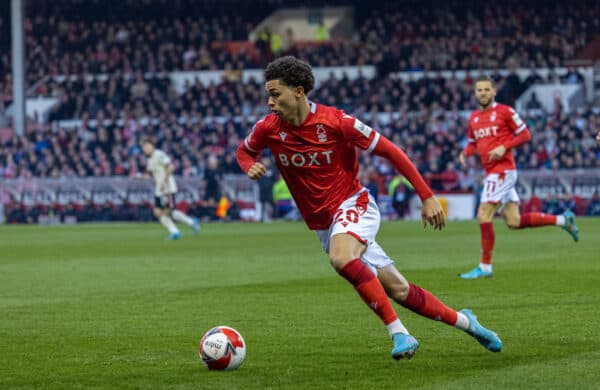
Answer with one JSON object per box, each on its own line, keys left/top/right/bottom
{"left": 2, "top": 73, "right": 598, "bottom": 179}
{"left": 0, "top": 0, "right": 599, "bottom": 222}
{"left": 1, "top": 0, "right": 597, "bottom": 77}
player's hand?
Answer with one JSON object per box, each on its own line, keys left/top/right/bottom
{"left": 247, "top": 162, "right": 267, "bottom": 180}
{"left": 421, "top": 196, "right": 445, "bottom": 230}
{"left": 488, "top": 145, "right": 506, "bottom": 161}
{"left": 160, "top": 181, "right": 166, "bottom": 191}
{"left": 459, "top": 152, "right": 467, "bottom": 168}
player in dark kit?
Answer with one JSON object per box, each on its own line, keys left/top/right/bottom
{"left": 236, "top": 56, "right": 502, "bottom": 359}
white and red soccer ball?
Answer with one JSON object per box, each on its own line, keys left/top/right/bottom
{"left": 199, "top": 326, "right": 246, "bottom": 370}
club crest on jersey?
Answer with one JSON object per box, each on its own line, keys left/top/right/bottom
{"left": 316, "top": 124, "right": 327, "bottom": 142}
{"left": 279, "top": 131, "right": 287, "bottom": 141}
{"left": 490, "top": 111, "right": 497, "bottom": 122}
{"left": 474, "top": 117, "right": 479, "bottom": 123}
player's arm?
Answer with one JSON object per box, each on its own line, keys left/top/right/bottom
{"left": 135, "top": 169, "right": 151, "bottom": 179}
{"left": 162, "top": 163, "right": 175, "bottom": 188}
{"left": 459, "top": 122, "right": 477, "bottom": 167}
{"left": 340, "top": 114, "right": 443, "bottom": 230}
{"left": 596, "top": 132, "right": 600, "bottom": 146}
{"left": 460, "top": 142, "right": 477, "bottom": 167}
{"left": 236, "top": 144, "right": 266, "bottom": 179}
{"left": 371, "top": 136, "right": 444, "bottom": 230}
{"left": 236, "top": 120, "right": 268, "bottom": 180}
{"left": 489, "top": 108, "right": 531, "bottom": 161}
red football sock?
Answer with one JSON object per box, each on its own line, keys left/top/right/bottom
{"left": 338, "top": 259, "right": 398, "bottom": 325}
{"left": 519, "top": 212, "right": 557, "bottom": 228}
{"left": 401, "top": 283, "right": 458, "bottom": 326}
{"left": 480, "top": 222, "right": 495, "bottom": 265}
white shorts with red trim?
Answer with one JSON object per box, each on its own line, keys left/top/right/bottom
{"left": 316, "top": 189, "right": 394, "bottom": 274}
{"left": 480, "top": 170, "right": 519, "bottom": 209}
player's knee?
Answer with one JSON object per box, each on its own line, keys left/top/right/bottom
{"left": 388, "top": 280, "right": 410, "bottom": 303}
{"left": 153, "top": 208, "right": 163, "bottom": 218}
{"left": 504, "top": 215, "right": 521, "bottom": 230}
{"left": 477, "top": 212, "right": 491, "bottom": 224}
{"left": 328, "top": 252, "right": 354, "bottom": 272}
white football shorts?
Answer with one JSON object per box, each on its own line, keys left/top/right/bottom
{"left": 316, "top": 189, "right": 394, "bottom": 274}
{"left": 480, "top": 169, "right": 520, "bottom": 209}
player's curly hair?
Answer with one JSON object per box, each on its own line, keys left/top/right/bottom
{"left": 265, "top": 56, "right": 314, "bottom": 94}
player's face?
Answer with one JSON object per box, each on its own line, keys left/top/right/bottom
{"left": 265, "top": 79, "right": 302, "bottom": 122}
{"left": 474, "top": 81, "right": 496, "bottom": 108}
{"left": 141, "top": 142, "right": 154, "bottom": 156}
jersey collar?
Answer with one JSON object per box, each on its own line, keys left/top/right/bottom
{"left": 283, "top": 100, "right": 316, "bottom": 129}
{"left": 479, "top": 101, "right": 497, "bottom": 113}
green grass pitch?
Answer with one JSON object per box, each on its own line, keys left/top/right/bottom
{"left": 1, "top": 219, "right": 599, "bottom": 389}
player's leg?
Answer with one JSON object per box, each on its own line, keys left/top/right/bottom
{"left": 377, "top": 265, "right": 502, "bottom": 352}
{"left": 171, "top": 208, "right": 197, "bottom": 227}
{"left": 154, "top": 196, "right": 181, "bottom": 239}
{"left": 329, "top": 233, "right": 407, "bottom": 335}
{"left": 156, "top": 207, "right": 181, "bottom": 238}
{"left": 500, "top": 201, "right": 521, "bottom": 229}
{"left": 329, "top": 233, "right": 418, "bottom": 359}
{"left": 168, "top": 194, "right": 200, "bottom": 234}
{"left": 378, "top": 265, "right": 462, "bottom": 327}
{"left": 459, "top": 201, "right": 500, "bottom": 279}
{"left": 500, "top": 190, "right": 556, "bottom": 230}
{"left": 461, "top": 172, "right": 508, "bottom": 279}
{"left": 507, "top": 200, "right": 579, "bottom": 241}
{"left": 320, "top": 191, "right": 417, "bottom": 359}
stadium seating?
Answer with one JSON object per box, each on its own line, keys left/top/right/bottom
{"left": 15, "top": 0, "right": 600, "bottom": 78}
{"left": 1, "top": 0, "right": 599, "bottom": 223}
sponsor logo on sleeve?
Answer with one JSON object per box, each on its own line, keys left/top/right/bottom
{"left": 512, "top": 112, "right": 524, "bottom": 127}
{"left": 353, "top": 119, "right": 372, "bottom": 138}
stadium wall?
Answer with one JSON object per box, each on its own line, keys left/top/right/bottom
{"left": 2, "top": 170, "right": 599, "bottom": 224}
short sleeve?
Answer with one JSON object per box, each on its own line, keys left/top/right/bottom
{"left": 159, "top": 151, "right": 171, "bottom": 165}
{"left": 505, "top": 106, "right": 526, "bottom": 134}
{"left": 339, "top": 111, "right": 380, "bottom": 152}
{"left": 244, "top": 117, "right": 268, "bottom": 152}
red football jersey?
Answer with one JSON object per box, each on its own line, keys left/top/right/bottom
{"left": 466, "top": 102, "right": 527, "bottom": 174}
{"left": 244, "top": 102, "right": 380, "bottom": 230}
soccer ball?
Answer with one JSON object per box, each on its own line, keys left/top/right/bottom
{"left": 199, "top": 326, "right": 246, "bottom": 370}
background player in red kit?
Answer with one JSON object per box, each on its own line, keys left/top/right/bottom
{"left": 237, "top": 56, "right": 502, "bottom": 360}
{"left": 459, "top": 76, "right": 579, "bottom": 280}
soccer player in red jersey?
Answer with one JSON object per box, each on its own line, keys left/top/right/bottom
{"left": 458, "top": 76, "right": 579, "bottom": 280}
{"left": 236, "top": 56, "right": 502, "bottom": 360}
